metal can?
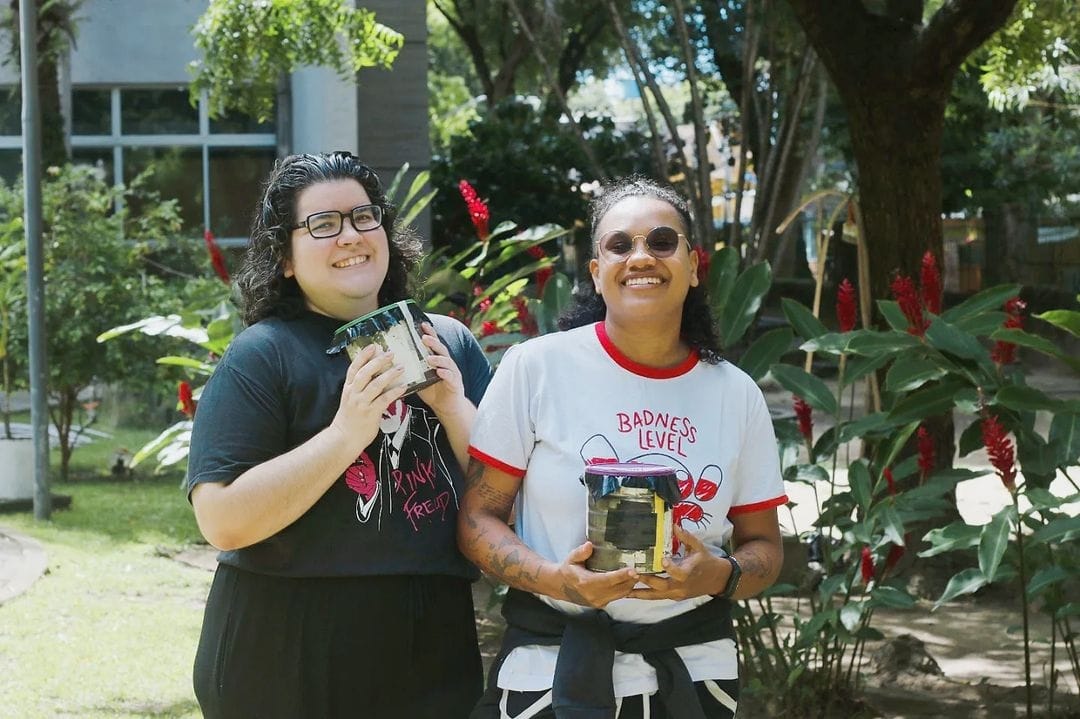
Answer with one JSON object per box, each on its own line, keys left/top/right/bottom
{"left": 582, "top": 462, "right": 681, "bottom": 573}
{"left": 327, "top": 300, "right": 441, "bottom": 396}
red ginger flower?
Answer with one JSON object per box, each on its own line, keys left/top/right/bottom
{"left": 884, "top": 544, "right": 905, "bottom": 574}
{"left": 513, "top": 297, "right": 538, "bottom": 336}
{"left": 480, "top": 320, "right": 501, "bottom": 337}
{"left": 458, "top": 180, "right": 490, "bottom": 241}
{"left": 793, "top": 396, "right": 813, "bottom": 443}
{"left": 203, "top": 230, "right": 230, "bottom": 284}
{"left": 693, "top": 246, "right": 710, "bottom": 286}
{"left": 920, "top": 251, "right": 942, "bottom": 316}
{"left": 535, "top": 267, "right": 553, "bottom": 295}
{"left": 860, "top": 546, "right": 876, "bottom": 584}
{"left": 890, "top": 274, "right": 928, "bottom": 337}
{"left": 178, "top": 381, "right": 196, "bottom": 418}
{"left": 917, "top": 425, "right": 935, "bottom": 480}
{"left": 836, "top": 278, "right": 857, "bottom": 332}
{"left": 526, "top": 245, "right": 546, "bottom": 260}
{"left": 883, "top": 467, "right": 896, "bottom": 496}
{"left": 981, "top": 413, "right": 1017, "bottom": 492}
{"left": 991, "top": 297, "right": 1026, "bottom": 366}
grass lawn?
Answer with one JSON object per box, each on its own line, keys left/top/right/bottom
{"left": 0, "top": 423, "right": 211, "bottom": 719}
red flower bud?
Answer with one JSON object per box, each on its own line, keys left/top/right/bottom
{"left": 480, "top": 320, "right": 500, "bottom": 337}
{"left": 458, "top": 180, "right": 490, "bottom": 241}
{"left": 177, "top": 381, "right": 196, "bottom": 418}
{"left": 884, "top": 544, "right": 905, "bottom": 573}
{"left": 512, "top": 297, "right": 538, "bottom": 336}
{"left": 203, "top": 230, "right": 230, "bottom": 284}
{"left": 793, "top": 396, "right": 813, "bottom": 443}
{"left": 920, "top": 251, "right": 942, "bottom": 316}
{"left": 836, "top": 278, "right": 857, "bottom": 333}
{"left": 526, "top": 245, "right": 546, "bottom": 260}
{"left": 693, "top": 246, "right": 710, "bottom": 285}
{"left": 981, "top": 413, "right": 1017, "bottom": 492}
{"left": 991, "top": 297, "right": 1026, "bottom": 366}
{"left": 890, "top": 274, "right": 927, "bottom": 337}
{"left": 535, "top": 267, "right": 553, "bottom": 295}
{"left": 883, "top": 467, "right": 896, "bottom": 496}
{"left": 860, "top": 546, "right": 876, "bottom": 584}
{"left": 917, "top": 426, "right": 934, "bottom": 479}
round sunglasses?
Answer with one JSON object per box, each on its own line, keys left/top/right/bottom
{"left": 596, "top": 226, "right": 690, "bottom": 262}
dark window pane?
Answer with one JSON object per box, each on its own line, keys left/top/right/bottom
{"left": 0, "top": 88, "right": 21, "bottom": 135}
{"left": 122, "top": 88, "right": 198, "bottom": 134}
{"left": 0, "top": 149, "right": 21, "bottom": 184}
{"left": 71, "top": 148, "right": 114, "bottom": 184}
{"left": 124, "top": 146, "right": 203, "bottom": 231}
{"left": 210, "top": 105, "right": 275, "bottom": 134}
{"left": 72, "top": 89, "right": 112, "bottom": 135}
{"left": 208, "top": 147, "right": 276, "bottom": 236}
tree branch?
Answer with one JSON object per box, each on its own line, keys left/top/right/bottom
{"left": 917, "top": 0, "right": 1021, "bottom": 77}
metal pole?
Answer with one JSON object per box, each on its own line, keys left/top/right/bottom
{"left": 20, "top": 0, "right": 51, "bottom": 520}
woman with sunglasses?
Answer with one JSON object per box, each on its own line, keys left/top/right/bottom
{"left": 187, "top": 152, "right": 489, "bottom": 718}
{"left": 460, "top": 177, "right": 786, "bottom": 718}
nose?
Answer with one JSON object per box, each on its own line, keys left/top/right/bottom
{"left": 626, "top": 238, "right": 656, "bottom": 267}
{"left": 336, "top": 220, "right": 363, "bottom": 246}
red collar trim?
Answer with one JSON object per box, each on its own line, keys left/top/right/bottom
{"left": 594, "top": 322, "right": 699, "bottom": 379}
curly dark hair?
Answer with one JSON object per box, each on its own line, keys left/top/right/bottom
{"left": 236, "top": 151, "right": 423, "bottom": 326}
{"left": 557, "top": 176, "right": 723, "bottom": 364}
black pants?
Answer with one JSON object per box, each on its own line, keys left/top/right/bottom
{"left": 193, "top": 565, "right": 483, "bottom": 719}
{"left": 495, "top": 680, "right": 739, "bottom": 718}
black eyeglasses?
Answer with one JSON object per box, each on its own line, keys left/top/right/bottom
{"left": 596, "top": 226, "right": 690, "bottom": 262}
{"left": 290, "top": 204, "right": 383, "bottom": 239}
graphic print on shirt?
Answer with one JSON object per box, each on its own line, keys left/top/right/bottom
{"left": 341, "top": 399, "right": 457, "bottom": 531}
{"left": 580, "top": 428, "right": 722, "bottom": 549}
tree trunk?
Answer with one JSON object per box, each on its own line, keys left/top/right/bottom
{"left": 51, "top": 386, "right": 77, "bottom": 481}
{"left": 982, "top": 201, "right": 1033, "bottom": 287}
{"left": 38, "top": 56, "right": 67, "bottom": 168}
{"left": 844, "top": 88, "right": 948, "bottom": 299}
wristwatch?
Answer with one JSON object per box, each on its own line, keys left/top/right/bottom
{"left": 718, "top": 555, "right": 742, "bottom": 599}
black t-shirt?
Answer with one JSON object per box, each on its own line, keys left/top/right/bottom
{"left": 186, "top": 310, "right": 492, "bottom": 578}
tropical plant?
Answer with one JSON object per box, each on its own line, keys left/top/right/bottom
{"left": 707, "top": 246, "right": 1080, "bottom": 716}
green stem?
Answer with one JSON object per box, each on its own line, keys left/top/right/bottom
{"left": 1014, "top": 495, "right": 1033, "bottom": 719}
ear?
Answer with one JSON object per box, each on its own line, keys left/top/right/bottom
{"left": 283, "top": 257, "right": 295, "bottom": 279}
{"left": 589, "top": 258, "right": 601, "bottom": 293}
{"left": 688, "top": 246, "right": 700, "bottom": 288}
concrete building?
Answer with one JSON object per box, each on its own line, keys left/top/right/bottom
{"left": 0, "top": 0, "right": 429, "bottom": 243}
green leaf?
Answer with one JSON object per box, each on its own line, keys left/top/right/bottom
{"left": 978, "top": 506, "right": 1014, "bottom": 582}
{"left": 798, "top": 332, "right": 850, "bottom": 355}
{"left": 885, "top": 356, "right": 947, "bottom": 393}
{"left": 707, "top": 246, "right": 740, "bottom": 314}
{"left": 1056, "top": 603, "right": 1080, "bottom": 620}
{"left": 783, "top": 463, "right": 829, "bottom": 485}
{"left": 934, "top": 568, "right": 988, "bottom": 608}
{"left": 770, "top": 364, "right": 838, "bottom": 416}
{"left": 849, "top": 460, "right": 873, "bottom": 511}
{"left": 839, "top": 601, "right": 865, "bottom": 632}
{"left": 880, "top": 505, "right": 906, "bottom": 546}
{"left": 842, "top": 352, "right": 892, "bottom": 387}
{"left": 818, "top": 573, "right": 847, "bottom": 601}
{"left": 870, "top": 585, "right": 917, "bottom": 609}
{"left": 836, "top": 412, "right": 893, "bottom": 444}
{"left": 1034, "top": 308, "right": 1080, "bottom": 338}
{"left": 718, "top": 262, "right": 772, "bottom": 347}
{"left": 1030, "top": 515, "right": 1080, "bottom": 546}
{"left": 781, "top": 298, "right": 828, "bottom": 340}
{"left": 887, "top": 380, "right": 965, "bottom": 425}
{"left": 155, "top": 356, "right": 216, "bottom": 375}
{"left": 1049, "top": 412, "right": 1080, "bottom": 467}
{"left": 738, "top": 327, "right": 794, "bottom": 382}
{"left": 847, "top": 330, "right": 922, "bottom": 356}
{"left": 919, "top": 522, "right": 982, "bottom": 557}
{"left": 953, "top": 311, "right": 1007, "bottom": 337}
{"left": 876, "top": 300, "right": 910, "bottom": 332}
{"left": 993, "top": 385, "right": 1067, "bottom": 413}
{"left": 1027, "top": 567, "right": 1069, "bottom": 598}
{"left": 990, "top": 328, "right": 1080, "bottom": 371}
{"left": 941, "top": 283, "right": 1021, "bottom": 323}
{"left": 925, "top": 317, "right": 990, "bottom": 364}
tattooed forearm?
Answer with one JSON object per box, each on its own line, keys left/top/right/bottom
{"left": 458, "top": 461, "right": 556, "bottom": 597}
{"left": 730, "top": 538, "right": 783, "bottom": 600}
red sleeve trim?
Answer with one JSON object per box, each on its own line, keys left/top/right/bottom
{"left": 468, "top": 446, "right": 527, "bottom": 479}
{"left": 729, "top": 494, "right": 789, "bottom": 516}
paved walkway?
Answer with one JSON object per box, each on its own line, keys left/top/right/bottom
{"left": 0, "top": 527, "right": 47, "bottom": 605}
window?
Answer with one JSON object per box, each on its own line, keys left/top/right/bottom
{"left": 0, "top": 86, "right": 276, "bottom": 242}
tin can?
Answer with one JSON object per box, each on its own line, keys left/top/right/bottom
{"left": 582, "top": 462, "right": 681, "bottom": 573}
{"left": 327, "top": 300, "right": 441, "bottom": 396}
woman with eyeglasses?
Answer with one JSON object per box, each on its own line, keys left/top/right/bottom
{"left": 188, "top": 152, "right": 489, "bottom": 718}
{"left": 459, "top": 177, "right": 786, "bottom": 719}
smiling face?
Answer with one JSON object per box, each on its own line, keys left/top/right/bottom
{"left": 284, "top": 179, "right": 390, "bottom": 320}
{"left": 589, "top": 195, "right": 699, "bottom": 327}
